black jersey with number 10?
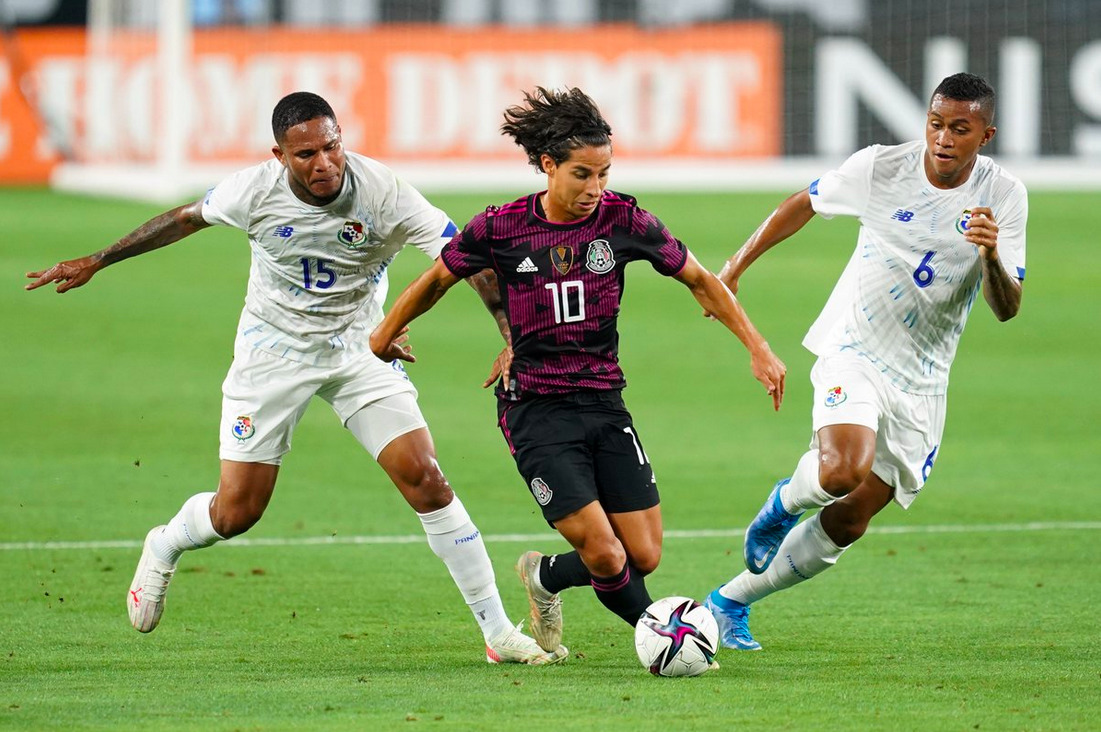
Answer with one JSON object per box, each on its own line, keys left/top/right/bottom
{"left": 441, "top": 190, "right": 688, "bottom": 400}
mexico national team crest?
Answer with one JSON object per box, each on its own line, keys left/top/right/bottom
{"left": 824, "top": 386, "right": 847, "bottom": 408}
{"left": 338, "top": 220, "right": 367, "bottom": 249}
{"left": 231, "top": 415, "right": 256, "bottom": 441}
{"left": 550, "top": 246, "right": 574, "bottom": 275}
{"left": 955, "top": 209, "right": 973, "bottom": 235}
{"left": 585, "top": 239, "right": 615, "bottom": 274}
{"left": 530, "top": 477, "right": 553, "bottom": 506}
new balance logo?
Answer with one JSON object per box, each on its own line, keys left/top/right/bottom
{"left": 516, "top": 257, "right": 538, "bottom": 273}
{"left": 891, "top": 209, "right": 915, "bottom": 222}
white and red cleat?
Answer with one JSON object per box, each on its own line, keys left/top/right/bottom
{"left": 486, "top": 624, "right": 568, "bottom": 665}
{"left": 127, "top": 526, "right": 176, "bottom": 633}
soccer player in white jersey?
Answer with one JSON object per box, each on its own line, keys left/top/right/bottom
{"left": 702, "top": 73, "right": 1026, "bottom": 651}
{"left": 25, "top": 91, "right": 567, "bottom": 666}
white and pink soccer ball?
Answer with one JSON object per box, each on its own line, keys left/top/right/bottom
{"left": 634, "top": 596, "right": 719, "bottom": 677}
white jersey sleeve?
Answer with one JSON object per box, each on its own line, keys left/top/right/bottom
{"left": 201, "top": 164, "right": 267, "bottom": 230}
{"left": 359, "top": 158, "right": 454, "bottom": 259}
{"left": 808, "top": 145, "right": 876, "bottom": 220}
{"left": 989, "top": 178, "right": 1028, "bottom": 282}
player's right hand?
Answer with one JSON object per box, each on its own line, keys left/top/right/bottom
{"left": 483, "top": 346, "right": 513, "bottom": 390}
{"left": 750, "top": 346, "right": 786, "bottom": 412}
{"left": 25, "top": 256, "right": 102, "bottom": 293}
{"left": 370, "top": 326, "right": 416, "bottom": 363}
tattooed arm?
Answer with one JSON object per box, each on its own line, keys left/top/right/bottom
{"left": 464, "top": 268, "right": 515, "bottom": 389}
{"left": 25, "top": 200, "right": 211, "bottom": 293}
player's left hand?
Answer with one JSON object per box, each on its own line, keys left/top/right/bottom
{"left": 750, "top": 346, "right": 787, "bottom": 411}
{"left": 483, "top": 346, "right": 513, "bottom": 390}
{"left": 372, "top": 327, "right": 416, "bottom": 363}
{"left": 964, "top": 206, "right": 999, "bottom": 258}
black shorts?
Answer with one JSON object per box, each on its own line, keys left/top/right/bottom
{"left": 497, "top": 390, "right": 660, "bottom": 524}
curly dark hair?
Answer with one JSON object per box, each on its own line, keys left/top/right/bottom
{"left": 271, "top": 91, "right": 336, "bottom": 142}
{"left": 931, "top": 73, "right": 996, "bottom": 124}
{"left": 501, "top": 87, "right": 613, "bottom": 173}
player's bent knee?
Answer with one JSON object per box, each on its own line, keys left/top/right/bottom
{"left": 580, "top": 542, "right": 627, "bottom": 578}
{"left": 818, "top": 456, "right": 872, "bottom": 497}
{"left": 210, "top": 502, "right": 263, "bottom": 538}
{"left": 401, "top": 469, "right": 454, "bottom": 513}
{"left": 628, "top": 546, "right": 661, "bottom": 576}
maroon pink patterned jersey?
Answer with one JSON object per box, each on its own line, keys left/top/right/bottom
{"left": 441, "top": 190, "right": 688, "bottom": 400}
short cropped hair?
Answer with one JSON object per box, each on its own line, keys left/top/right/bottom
{"left": 501, "top": 87, "right": 613, "bottom": 173}
{"left": 272, "top": 92, "right": 336, "bottom": 142}
{"left": 932, "top": 73, "right": 996, "bottom": 125}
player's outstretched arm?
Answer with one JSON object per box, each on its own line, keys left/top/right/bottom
{"left": 25, "top": 200, "right": 210, "bottom": 293}
{"left": 964, "top": 206, "right": 1022, "bottom": 321}
{"left": 370, "top": 258, "right": 461, "bottom": 363}
{"left": 716, "top": 189, "right": 816, "bottom": 297}
{"left": 675, "top": 253, "right": 787, "bottom": 411}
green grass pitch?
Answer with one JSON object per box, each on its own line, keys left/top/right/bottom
{"left": 1, "top": 188, "right": 1099, "bottom": 730}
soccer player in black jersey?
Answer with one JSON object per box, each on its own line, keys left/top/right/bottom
{"left": 370, "top": 87, "right": 786, "bottom": 652}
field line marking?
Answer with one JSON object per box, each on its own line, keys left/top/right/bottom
{"left": 1, "top": 521, "right": 1099, "bottom": 552}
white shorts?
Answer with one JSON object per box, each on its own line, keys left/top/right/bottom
{"left": 810, "top": 352, "right": 947, "bottom": 508}
{"left": 219, "top": 345, "right": 423, "bottom": 464}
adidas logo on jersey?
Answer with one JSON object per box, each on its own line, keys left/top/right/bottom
{"left": 516, "top": 257, "right": 538, "bottom": 273}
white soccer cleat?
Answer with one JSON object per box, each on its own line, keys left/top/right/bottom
{"left": 127, "top": 526, "right": 176, "bottom": 633}
{"left": 485, "top": 624, "right": 568, "bottom": 665}
{"left": 515, "top": 551, "right": 563, "bottom": 652}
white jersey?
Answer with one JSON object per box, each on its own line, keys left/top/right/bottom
{"left": 803, "top": 140, "right": 1027, "bottom": 395}
{"left": 201, "top": 152, "right": 454, "bottom": 366}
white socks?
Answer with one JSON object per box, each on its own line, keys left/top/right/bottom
{"left": 780, "top": 450, "right": 837, "bottom": 513}
{"left": 417, "top": 496, "right": 511, "bottom": 641}
{"left": 146, "top": 491, "right": 513, "bottom": 641}
{"left": 720, "top": 512, "right": 846, "bottom": 605}
{"left": 150, "top": 492, "right": 224, "bottom": 565}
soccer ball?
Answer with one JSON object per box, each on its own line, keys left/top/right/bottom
{"left": 634, "top": 596, "right": 719, "bottom": 677}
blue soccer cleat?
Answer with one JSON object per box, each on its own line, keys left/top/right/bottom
{"left": 743, "top": 478, "right": 803, "bottom": 574}
{"left": 703, "top": 589, "right": 761, "bottom": 651}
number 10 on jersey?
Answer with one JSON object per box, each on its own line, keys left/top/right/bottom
{"left": 545, "top": 281, "right": 586, "bottom": 324}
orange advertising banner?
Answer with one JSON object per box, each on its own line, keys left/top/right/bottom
{"left": 0, "top": 24, "right": 781, "bottom": 184}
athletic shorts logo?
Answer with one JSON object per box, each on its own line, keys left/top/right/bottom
{"left": 585, "top": 239, "right": 615, "bottom": 274}
{"left": 955, "top": 209, "right": 973, "bottom": 235}
{"left": 550, "top": 246, "right": 574, "bottom": 275}
{"left": 530, "top": 477, "right": 553, "bottom": 506}
{"left": 824, "top": 386, "right": 847, "bottom": 407}
{"left": 231, "top": 415, "right": 256, "bottom": 440}
{"left": 338, "top": 220, "right": 367, "bottom": 249}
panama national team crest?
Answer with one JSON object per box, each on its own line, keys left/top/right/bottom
{"left": 585, "top": 239, "right": 615, "bottom": 274}
{"left": 231, "top": 415, "right": 256, "bottom": 441}
{"left": 338, "top": 220, "right": 367, "bottom": 249}
{"left": 550, "top": 246, "right": 574, "bottom": 275}
{"left": 530, "top": 477, "right": 553, "bottom": 506}
{"left": 824, "top": 386, "right": 847, "bottom": 407}
{"left": 955, "top": 209, "right": 973, "bottom": 235}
